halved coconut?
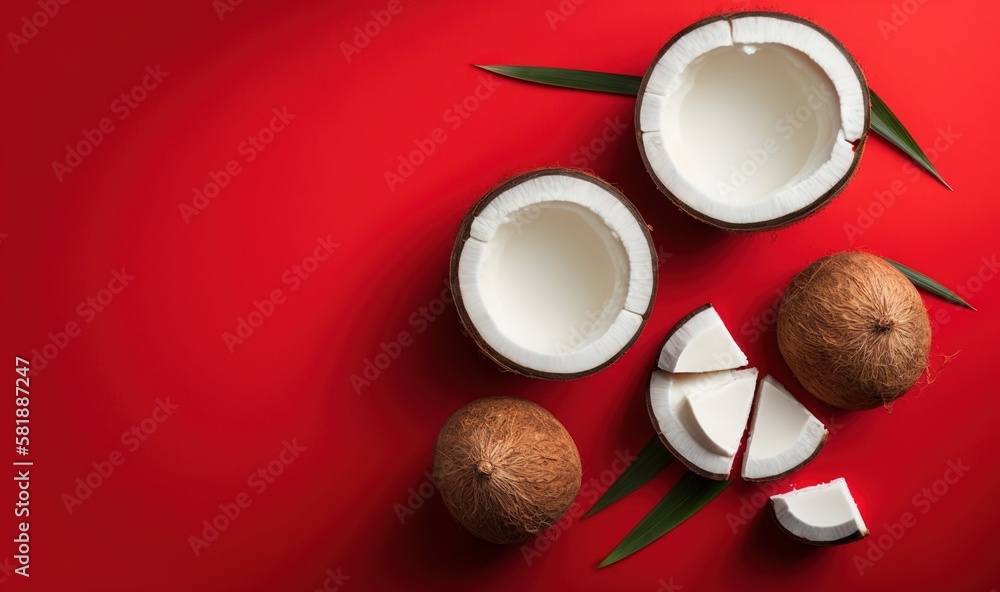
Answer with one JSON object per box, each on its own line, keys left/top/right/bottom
{"left": 770, "top": 478, "right": 869, "bottom": 545}
{"left": 636, "top": 12, "right": 870, "bottom": 230}
{"left": 742, "top": 375, "right": 828, "bottom": 481}
{"left": 451, "top": 169, "right": 657, "bottom": 379}
{"left": 648, "top": 368, "right": 757, "bottom": 479}
{"left": 657, "top": 303, "right": 747, "bottom": 372}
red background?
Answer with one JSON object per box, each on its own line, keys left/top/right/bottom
{"left": 2, "top": 0, "right": 998, "bottom": 590}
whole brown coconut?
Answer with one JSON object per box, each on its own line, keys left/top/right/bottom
{"left": 433, "top": 397, "right": 582, "bottom": 544}
{"left": 777, "top": 252, "right": 931, "bottom": 410}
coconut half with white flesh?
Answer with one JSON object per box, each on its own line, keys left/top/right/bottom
{"left": 742, "top": 375, "right": 828, "bottom": 481}
{"left": 770, "top": 478, "right": 869, "bottom": 545}
{"left": 648, "top": 368, "right": 757, "bottom": 479}
{"left": 451, "top": 169, "right": 657, "bottom": 379}
{"left": 658, "top": 303, "right": 747, "bottom": 372}
{"left": 636, "top": 12, "right": 870, "bottom": 230}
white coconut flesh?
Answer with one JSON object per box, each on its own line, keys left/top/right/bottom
{"left": 638, "top": 14, "right": 867, "bottom": 228}
{"left": 742, "top": 375, "right": 827, "bottom": 481}
{"left": 771, "top": 478, "right": 869, "bottom": 544}
{"left": 457, "top": 172, "right": 655, "bottom": 376}
{"left": 658, "top": 304, "right": 747, "bottom": 372}
{"left": 678, "top": 376, "right": 756, "bottom": 455}
{"left": 649, "top": 368, "right": 757, "bottom": 478}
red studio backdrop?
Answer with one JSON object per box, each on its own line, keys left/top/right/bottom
{"left": 2, "top": 0, "right": 998, "bottom": 590}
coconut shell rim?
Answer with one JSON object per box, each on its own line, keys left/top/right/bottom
{"left": 449, "top": 167, "right": 659, "bottom": 381}
{"left": 633, "top": 11, "right": 872, "bottom": 232}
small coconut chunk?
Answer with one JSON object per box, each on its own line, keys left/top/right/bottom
{"left": 770, "top": 478, "right": 868, "bottom": 545}
{"left": 657, "top": 304, "right": 748, "bottom": 373}
{"left": 648, "top": 368, "right": 757, "bottom": 479}
{"left": 742, "top": 376, "right": 828, "bottom": 481}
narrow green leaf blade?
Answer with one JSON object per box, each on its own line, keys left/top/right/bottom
{"left": 476, "top": 65, "right": 641, "bottom": 96}
{"left": 599, "top": 472, "right": 731, "bottom": 568}
{"left": 870, "top": 90, "right": 952, "bottom": 190}
{"left": 480, "top": 65, "right": 951, "bottom": 190}
{"left": 884, "top": 258, "right": 976, "bottom": 310}
{"left": 585, "top": 436, "right": 673, "bottom": 518}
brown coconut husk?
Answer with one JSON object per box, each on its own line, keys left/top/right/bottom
{"left": 432, "top": 397, "right": 582, "bottom": 544}
{"left": 777, "top": 252, "right": 931, "bottom": 410}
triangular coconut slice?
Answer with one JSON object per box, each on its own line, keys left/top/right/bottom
{"left": 742, "top": 376, "right": 828, "bottom": 481}
{"left": 648, "top": 368, "right": 757, "bottom": 479}
{"left": 657, "top": 303, "right": 748, "bottom": 373}
{"left": 770, "top": 478, "right": 869, "bottom": 545}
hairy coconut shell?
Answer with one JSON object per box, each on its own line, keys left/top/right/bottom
{"left": 777, "top": 252, "right": 931, "bottom": 410}
{"left": 432, "top": 397, "right": 582, "bottom": 544}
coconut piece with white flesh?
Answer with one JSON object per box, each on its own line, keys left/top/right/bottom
{"left": 770, "top": 478, "right": 869, "bottom": 545}
{"left": 648, "top": 368, "right": 757, "bottom": 479}
{"left": 636, "top": 12, "right": 869, "bottom": 230}
{"left": 742, "top": 375, "right": 828, "bottom": 481}
{"left": 657, "top": 303, "right": 748, "bottom": 372}
{"left": 451, "top": 169, "right": 656, "bottom": 380}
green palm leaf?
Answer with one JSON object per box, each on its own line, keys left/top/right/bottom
{"left": 585, "top": 435, "right": 673, "bottom": 518}
{"left": 477, "top": 65, "right": 951, "bottom": 190}
{"left": 599, "top": 472, "right": 730, "bottom": 568}
{"left": 885, "top": 258, "right": 975, "bottom": 310}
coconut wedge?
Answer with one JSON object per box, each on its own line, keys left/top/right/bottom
{"left": 451, "top": 169, "right": 656, "bottom": 379}
{"left": 648, "top": 368, "right": 757, "bottom": 479}
{"left": 770, "top": 478, "right": 869, "bottom": 545}
{"left": 742, "top": 376, "right": 828, "bottom": 481}
{"left": 636, "top": 12, "right": 869, "bottom": 230}
{"left": 657, "top": 303, "right": 747, "bottom": 372}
